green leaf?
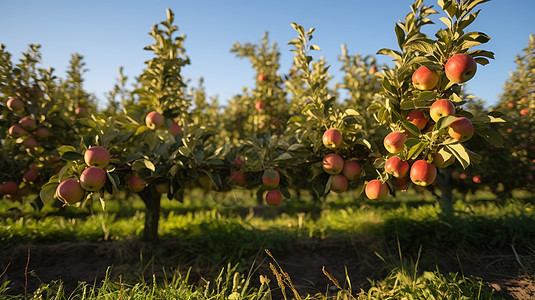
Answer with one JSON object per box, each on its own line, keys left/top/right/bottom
{"left": 407, "top": 141, "right": 427, "bottom": 160}
{"left": 377, "top": 48, "right": 402, "bottom": 61}
{"left": 446, "top": 143, "right": 471, "bottom": 169}
{"left": 435, "top": 115, "right": 458, "bottom": 130}
{"left": 415, "top": 91, "right": 437, "bottom": 101}
{"left": 345, "top": 109, "right": 360, "bottom": 116}
{"left": 395, "top": 23, "right": 405, "bottom": 48}
{"left": 475, "top": 127, "right": 503, "bottom": 148}
{"left": 309, "top": 44, "right": 321, "bottom": 51}
{"left": 439, "top": 17, "right": 452, "bottom": 29}
{"left": 274, "top": 152, "right": 292, "bottom": 162}
{"left": 400, "top": 100, "right": 416, "bottom": 110}
{"left": 288, "top": 144, "right": 305, "bottom": 151}
{"left": 40, "top": 180, "right": 59, "bottom": 205}
{"left": 57, "top": 145, "right": 78, "bottom": 156}
{"left": 144, "top": 159, "right": 155, "bottom": 172}
{"left": 61, "top": 151, "right": 84, "bottom": 162}
{"left": 401, "top": 121, "right": 421, "bottom": 136}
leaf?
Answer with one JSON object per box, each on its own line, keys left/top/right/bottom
{"left": 61, "top": 151, "right": 84, "bottom": 162}
{"left": 446, "top": 143, "right": 471, "bottom": 169}
{"left": 435, "top": 115, "right": 458, "bottom": 130}
{"left": 324, "top": 175, "right": 333, "bottom": 195}
{"left": 40, "top": 181, "right": 59, "bottom": 205}
{"left": 57, "top": 145, "right": 78, "bottom": 156}
{"left": 407, "top": 141, "right": 427, "bottom": 160}
{"left": 400, "top": 100, "right": 416, "bottom": 110}
{"left": 274, "top": 152, "right": 292, "bottom": 162}
{"left": 415, "top": 91, "right": 437, "bottom": 101}
{"left": 144, "top": 159, "right": 155, "bottom": 171}
{"left": 377, "top": 48, "right": 402, "bottom": 61}
{"left": 475, "top": 127, "right": 503, "bottom": 148}
{"left": 401, "top": 121, "right": 421, "bottom": 136}
{"left": 288, "top": 144, "right": 305, "bottom": 151}
{"left": 439, "top": 17, "right": 453, "bottom": 29}
{"left": 345, "top": 109, "right": 360, "bottom": 116}
{"left": 395, "top": 23, "right": 406, "bottom": 48}
{"left": 474, "top": 57, "right": 490, "bottom": 66}
{"left": 309, "top": 44, "right": 321, "bottom": 51}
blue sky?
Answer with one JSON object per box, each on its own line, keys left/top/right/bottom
{"left": 1, "top": 1, "right": 534, "bottom": 108}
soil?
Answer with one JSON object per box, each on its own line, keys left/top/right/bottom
{"left": 1, "top": 238, "right": 534, "bottom": 299}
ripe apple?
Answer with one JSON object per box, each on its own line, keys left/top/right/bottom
{"left": 472, "top": 175, "right": 482, "bottom": 183}
{"left": 459, "top": 173, "right": 467, "bottom": 180}
{"left": 429, "top": 99, "right": 456, "bottom": 122}
{"left": 365, "top": 180, "right": 389, "bottom": 201}
{"left": 265, "top": 190, "right": 282, "bottom": 206}
{"left": 322, "top": 128, "right": 343, "bottom": 150}
{"left": 448, "top": 117, "right": 474, "bottom": 142}
{"left": 56, "top": 178, "right": 85, "bottom": 205}
{"left": 322, "top": 153, "right": 344, "bottom": 175}
{"left": 79, "top": 166, "right": 107, "bottom": 192}
{"left": 84, "top": 146, "right": 111, "bottom": 168}
{"left": 8, "top": 124, "right": 29, "bottom": 137}
{"left": 507, "top": 102, "right": 515, "bottom": 108}
{"left": 75, "top": 107, "right": 88, "bottom": 117}
{"left": 128, "top": 174, "right": 146, "bottom": 192}
{"left": 406, "top": 110, "right": 428, "bottom": 131}
{"left": 145, "top": 111, "right": 164, "bottom": 129}
{"left": 410, "top": 160, "right": 437, "bottom": 186}
{"left": 520, "top": 109, "right": 530, "bottom": 116}
{"left": 262, "top": 169, "right": 280, "bottom": 188}
{"left": 23, "top": 170, "right": 38, "bottom": 182}
{"left": 233, "top": 156, "right": 246, "bottom": 169}
{"left": 169, "top": 120, "right": 182, "bottom": 136}
{"left": 384, "top": 156, "right": 410, "bottom": 178}
{"left": 255, "top": 101, "right": 265, "bottom": 112}
{"left": 22, "top": 137, "right": 38, "bottom": 148}
{"left": 383, "top": 131, "right": 407, "bottom": 154}
{"left": 33, "top": 127, "right": 52, "bottom": 139}
{"left": 7, "top": 97, "right": 25, "bottom": 112}
{"left": 330, "top": 174, "right": 348, "bottom": 193}
{"left": 0, "top": 181, "right": 19, "bottom": 195}
{"left": 342, "top": 161, "right": 361, "bottom": 180}
{"left": 445, "top": 53, "right": 477, "bottom": 83}
{"left": 257, "top": 73, "right": 267, "bottom": 82}
{"left": 412, "top": 66, "right": 439, "bottom": 90}
{"left": 230, "top": 171, "right": 247, "bottom": 186}
{"left": 19, "top": 116, "right": 36, "bottom": 131}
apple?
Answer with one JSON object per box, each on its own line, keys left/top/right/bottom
{"left": 342, "top": 161, "right": 361, "bottom": 180}
{"left": 365, "top": 180, "right": 389, "bottom": 201}
{"left": 7, "top": 97, "right": 25, "bottom": 112}
{"left": 322, "top": 153, "right": 344, "bottom": 175}
{"left": 128, "top": 174, "right": 146, "bottom": 192}
{"left": 255, "top": 101, "right": 265, "bottom": 112}
{"left": 384, "top": 156, "right": 409, "bottom": 178}
{"left": 262, "top": 169, "right": 280, "bottom": 188}
{"left": 84, "top": 146, "right": 111, "bottom": 168}
{"left": 445, "top": 53, "right": 477, "bottom": 83}
{"left": 429, "top": 99, "right": 456, "bottom": 122}
{"left": 520, "top": 109, "right": 530, "bottom": 116}
{"left": 395, "top": 176, "right": 410, "bottom": 190}
{"left": 229, "top": 171, "right": 247, "bottom": 186}
{"left": 169, "top": 120, "right": 182, "bottom": 136}
{"left": 19, "top": 116, "right": 36, "bottom": 130}
{"left": 23, "top": 170, "right": 38, "bottom": 182}
{"left": 33, "top": 127, "right": 52, "bottom": 139}
{"left": 0, "top": 181, "right": 19, "bottom": 195}
{"left": 459, "top": 173, "right": 467, "bottom": 180}
{"left": 56, "top": 178, "right": 85, "bottom": 205}
{"left": 257, "top": 73, "right": 267, "bottom": 82}
{"left": 330, "top": 174, "right": 348, "bottom": 193}
{"left": 233, "top": 156, "right": 246, "bottom": 169}
{"left": 448, "top": 117, "right": 474, "bottom": 142}
{"left": 265, "top": 190, "right": 282, "bottom": 206}
{"left": 507, "top": 102, "right": 515, "bottom": 108}
{"left": 322, "top": 128, "right": 343, "bottom": 150}
{"left": 406, "top": 110, "right": 428, "bottom": 131}
{"left": 75, "top": 107, "right": 88, "bottom": 117}
{"left": 410, "top": 160, "right": 437, "bottom": 186}
{"left": 8, "top": 124, "right": 29, "bottom": 137}
{"left": 145, "top": 111, "right": 164, "bottom": 129}
{"left": 79, "top": 166, "right": 107, "bottom": 192}
{"left": 383, "top": 131, "right": 407, "bottom": 154}
{"left": 472, "top": 175, "right": 482, "bottom": 184}
{"left": 412, "top": 66, "right": 439, "bottom": 90}
{"left": 22, "top": 137, "right": 38, "bottom": 148}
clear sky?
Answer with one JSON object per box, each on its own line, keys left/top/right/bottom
{"left": 1, "top": 1, "right": 534, "bottom": 108}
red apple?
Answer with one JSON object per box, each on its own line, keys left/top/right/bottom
{"left": 145, "top": 111, "right": 164, "bottom": 129}
{"left": 7, "top": 97, "right": 25, "bottom": 112}
{"left": 445, "top": 53, "right": 477, "bottom": 83}
{"left": 8, "top": 124, "right": 29, "bottom": 137}
{"left": 19, "top": 116, "right": 36, "bottom": 130}
{"left": 262, "top": 169, "right": 280, "bottom": 188}
{"left": 23, "top": 170, "right": 38, "bottom": 182}
{"left": 330, "top": 174, "right": 348, "bottom": 193}
{"left": 75, "top": 107, "right": 88, "bottom": 117}
{"left": 84, "top": 146, "right": 111, "bottom": 168}
{"left": 0, "top": 181, "right": 19, "bottom": 195}
{"left": 33, "top": 127, "right": 52, "bottom": 139}
{"left": 322, "top": 128, "right": 343, "bottom": 150}
{"left": 169, "top": 120, "right": 182, "bottom": 136}
{"left": 79, "top": 166, "right": 107, "bottom": 192}
{"left": 265, "top": 190, "right": 282, "bottom": 206}
{"left": 406, "top": 110, "right": 428, "bottom": 131}
{"left": 383, "top": 131, "right": 407, "bottom": 154}
{"left": 384, "top": 156, "right": 410, "bottom": 178}
{"left": 365, "top": 180, "right": 389, "bottom": 201}
{"left": 429, "top": 99, "right": 456, "bottom": 122}
{"left": 507, "top": 102, "right": 515, "bottom": 108}
{"left": 520, "top": 109, "right": 530, "bottom": 116}
{"left": 255, "top": 101, "right": 265, "bottom": 112}
{"left": 459, "top": 173, "right": 467, "bottom": 180}
{"left": 412, "top": 66, "right": 439, "bottom": 90}
{"left": 342, "top": 161, "right": 361, "bottom": 180}
{"left": 128, "top": 174, "right": 146, "bottom": 192}
{"left": 448, "top": 117, "right": 474, "bottom": 142}
{"left": 257, "top": 73, "right": 267, "bottom": 82}
{"left": 233, "top": 156, "right": 246, "bottom": 169}
{"left": 323, "top": 153, "right": 344, "bottom": 175}
{"left": 396, "top": 176, "right": 410, "bottom": 190}
{"left": 410, "top": 160, "right": 437, "bottom": 186}
{"left": 229, "top": 171, "right": 247, "bottom": 186}
{"left": 22, "top": 137, "right": 38, "bottom": 148}
{"left": 472, "top": 175, "right": 482, "bottom": 184}
{"left": 56, "top": 178, "right": 85, "bottom": 205}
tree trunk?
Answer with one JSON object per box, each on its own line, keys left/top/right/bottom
{"left": 139, "top": 186, "right": 162, "bottom": 243}
{"left": 438, "top": 168, "right": 454, "bottom": 216}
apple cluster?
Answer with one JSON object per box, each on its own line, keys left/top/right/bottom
{"left": 145, "top": 110, "right": 183, "bottom": 136}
